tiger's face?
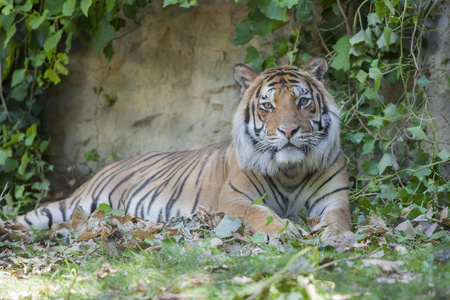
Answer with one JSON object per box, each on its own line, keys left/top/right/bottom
{"left": 232, "top": 56, "right": 341, "bottom": 175}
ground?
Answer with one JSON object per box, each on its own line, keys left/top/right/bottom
{"left": 0, "top": 205, "right": 449, "bottom": 299}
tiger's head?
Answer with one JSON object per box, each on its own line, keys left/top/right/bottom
{"left": 232, "top": 56, "right": 341, "bottom": 176}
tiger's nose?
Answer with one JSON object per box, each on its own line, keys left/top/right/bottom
{"left": 278, "top": 126, "right": 299, "bottom": 139}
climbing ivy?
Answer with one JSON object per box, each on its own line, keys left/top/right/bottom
{"left": 233, "top": 0, "right": 449, "bottom": 225}
{"left": 1, "top": 0, "right": 449, "bottom": 224}
{"left": 0, "top": 0, "right": 151, "bottom": 216}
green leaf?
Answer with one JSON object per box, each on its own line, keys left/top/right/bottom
{"left": 232, "top": 19, "right": 254, "bottom": 45}
{"left": 377, "top": 153, "right": 393, "bottom": 175}
{"left": 103, "top": 41, "right": 114, "bottom": 61}
{"left": 355, "top": 70, "right": 368, "bottom": 84}
{"left": 369, "top": 68, "right": 382, "bottom": 90}
{"left": 163, "top": 0, "right": 178, "bottom": 7}
{"left": 349, "top": 29, "right": 367, "bottom": 46}
{"left": 362, "top": 137, "right": 376, "bottom": 155}
{"left": 55, "top": 61, "right": 68, "bottom": 76}
{"left": 3, "top": 158, "right": 19, "bottom": 173}
{"left": 431, "top": 230, "right": 448, "bottom": 240}
{"left": 346, "top": 132, "right": 365, "bottom": 144}
{"left": 96, "top": 203, "right": 113, "bottom": 214}
{"left": 213, "top": 215, "right": 242, "bottom": 238}
{"left": 330, "top": 36, "right": 351, "bottom": 71}
{"left": 417, "top": 75, "right": 433, "bottom": 87}
{"left": 251, "top": 194, "right": 266, "bottom": 205}
{"left": 15, "top": 0, "right": 33, "bottom": 12}
{"left": 367, "top": 13, "right": 381, "bottom": 27}
{"left": 81, "top": 0, "right": 93, "bottom": 17}
{"left": 376, "top": 27, "right": 398, "bottom": 51}
{"left": 383, "top": 103, "right": 398, "bottom": 116}
{"left": 92, "top": 20, "right": 116, "bottom": 52}
{"left": 106, "top": 0, "right": 116, "bottom": 12}
{"left": 245, "top": 46, "right": 260, "bottom": 64}
{"left": 18, "top": 152, "right": 30, "bottom": 176}
{"left": 383, "top": 0, "right": 395, "bottom": 14}
{"left": 437, "top": 149, "right": 450, "bottom": 161}
{"left": 414, "top": 167, "right": 431, "bottom": 182}
{"left": 406, "top": 126, "right": 428, "bottom": 140}
{"left": 273, "top": 36, "right": 288, "bottom": 55}
{"left": 250, "top": 233, "right": 266, "bottom": 243}
{"left": 368, "top": 115, "right": 384, "bottom": 129}
{"left": 294, "top": 0, "right": 312, "bottom": 22}
{"left": 275, "top": 0, "right": 299, "bottom": 8}
{"left": 62, "top": 0, "right": 76, "bottom": 16}
{"left": 40, "top": 140, "right": 50, "bottom": 152}
{"left": 25, "top": 124, "right": 37, "bottom": 146}
{"left": 43, "top": 30, "right": 63, "bottom": 53}
{"left": 232, "top": 10, "right": 284, "bottom": 45}
{"left": 1, "top": 2, "right": 14, "bottom": 15}
{"left": 11, "top": 82, "right": 29, "bottom": 101}
{"left": 28, "top": 10, "right": 49, "bottom": 29}
{"left": 44, "top": 0, "right": 64, "bottom": 15}
{"left": 265, "top": 215, "right": 273, "bottom": 227}
{"left": 260, "top": 0, "right": 287, "bottom": 21}
{"left": 362, "top": 159, "right": 378, "bottom": 176}
{"left": 0, "top": 148, "right": 12, "bottom": 165}
{"left": 4, "top": 23, "right": 16, "bottom": 48}
{"left": 44, "top": 69, "right": 61, "bottom": 84}
{"left": 11, "top": 69, "right": 26, "bottom": 88}
{"left": 364, "top": 87, "right": 377, "bottom": 100}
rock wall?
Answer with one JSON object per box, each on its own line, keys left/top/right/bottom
{"left": 423, "top": 1, "right": 450, "bottom": 176}
{"left": 44, "top": 0, "right": 250, "bottom": 194}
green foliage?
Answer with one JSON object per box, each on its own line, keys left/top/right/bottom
{"left": 0, "top": 0, "right": 148, "bottom": 215}
{"left": 233, "top": 0, "right": 449, "bottom": 226}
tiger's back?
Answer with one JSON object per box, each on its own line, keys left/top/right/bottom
{"left": 16, "top": 141, "right": 232, "bottom": 229}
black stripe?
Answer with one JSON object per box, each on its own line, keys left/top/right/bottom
{"left": 228, "top": 180, "right": 253, "bottom": 201}
{"left": 59, "top": 200, "right": 67, "bottom": 221}
{"left": 190, "top": 188, "right": 202, "bottom": 214}
{"left": 307, "top": 187, "right": 350, "bottom": 216}
{"left": 305, "top": 164, "right": 347, "bottom": 210}
{"left": 256, "top": 86, "right": 262, "bottom": 99}
{"left": 307, "top": 150, "right": 341, "bottom": 190}
{"left": 244, "top": 102, "right": 250, "bottom": 123}
{"left": 24, "top": 216, "right": 32, "bottom": 226}
{"left": 42, "top": 207, "right": 53, "bottom": 228}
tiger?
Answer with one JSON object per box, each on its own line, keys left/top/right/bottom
{"left": 13, "top": 56, "right": 352, "bottom": 240}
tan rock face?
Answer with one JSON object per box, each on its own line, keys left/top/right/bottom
{"left": 43, "top": 0, "right": 249, "bottom": 193}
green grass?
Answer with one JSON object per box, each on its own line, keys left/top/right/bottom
{"left": 1, "top": 235, "right": 449, "bottom": 299}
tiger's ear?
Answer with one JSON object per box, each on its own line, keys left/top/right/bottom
{"left": 303, "top": 56, "right": 328, "bottom": 82}
{"left": 233, "top": 64, "right": 258, "bottom": 94}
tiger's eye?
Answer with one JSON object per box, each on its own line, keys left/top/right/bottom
{"left": 263, "top": 102, "right": 273, "bottom": 109}
{"left": 299, "top": 97, "right": 309, "bottom": 106}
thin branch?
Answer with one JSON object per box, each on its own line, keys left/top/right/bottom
{"left": 0, "top": 60, "right": 12, "bottom": 122}
{"left": 336, "top": 0, "right": 351, "bottom": 35}
{"left": 290, "top": 22, "right": 303, "bottom": 65}
{"left": 0, "top": 182, "right": 10, "bottom": 201}
{"left": 313, "top": 21, "right": 331, "bottom": 55}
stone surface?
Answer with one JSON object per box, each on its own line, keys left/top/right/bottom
{"left": 43, "top": 0, "right": 249, "bottom": 194}
{"left": 423, "top": 1, "right": 450, "bottom": 177}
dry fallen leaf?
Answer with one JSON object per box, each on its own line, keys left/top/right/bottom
{"left": 394, "top": 220, "right": 416, "bottom": 237}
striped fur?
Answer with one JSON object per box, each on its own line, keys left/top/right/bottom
{"left": 14, "top": 56, "right": 351, "bottom": 238}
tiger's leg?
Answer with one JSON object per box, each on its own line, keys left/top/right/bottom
{"left": 309, "top": 189, "right": 355, "bottom": 242}
{"left": 218, "top": 176, "right": 299, "bottom": 239}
